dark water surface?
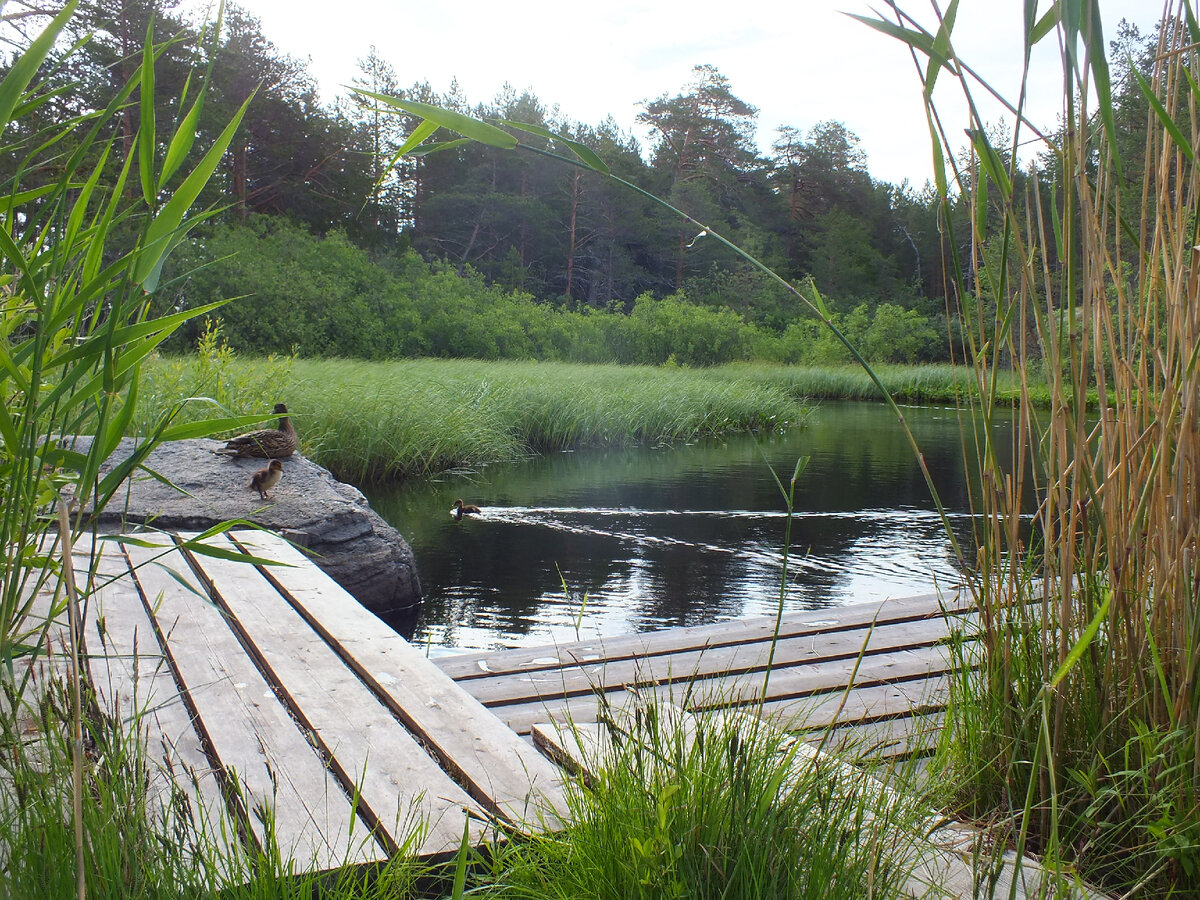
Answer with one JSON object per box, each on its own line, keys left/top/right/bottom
{"left": 364, "top": 402, "right": 996, "bottom": 653}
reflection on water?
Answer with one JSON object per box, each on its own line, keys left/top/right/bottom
{"left": 364, "top": 401, "right": 1011, "bottom": 652}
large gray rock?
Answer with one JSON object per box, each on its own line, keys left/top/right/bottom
{"left": 86, "top": 438, "right": 421, "bottom": 615}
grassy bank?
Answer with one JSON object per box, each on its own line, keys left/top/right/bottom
{"left": 139, "top": 351, "right": 1003, "bottom": 483}
{"left": 139, "top": 355, "right": 816, "bottom": 482}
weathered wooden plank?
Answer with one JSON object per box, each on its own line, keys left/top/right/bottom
{"left": 79, "top": 537, "right": 237, "bottom": 846}
{"left": 438, "top": 591, "right": 969, "bottom": 681}
{"left": 491, "top": 673, "right": 951, "bottom": 739}
{"left": 124, "top": 538, "right": 380, "bottom": 870}
{"left": 458, "top": 638, "right": 953, "bottom": 732}
{"left": 459, "top": 615, "right": 961, "bottom": 708}
{"left": 481, "top": 694, "right": 621, "bottom": 738}
{"left": 763, "top": 675, "right": 950, "bottom": 731}
{"left": 231, "top": 530, "right": 567, "bottom": 827}
{"left": 804, "top": 712, "right": 945, "bottom": 761}
{"left": 618, "top": 644, "right": 953, "bottom": 715}
{"left": 182, "top": 533, "right": 483, "bottom": 857}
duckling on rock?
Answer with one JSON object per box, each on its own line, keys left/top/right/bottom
{"left": 451, "top": 499, "right": 482, "bottom": 521}
{"left": 222, "top": 403, "right": 298, "bottom": 459}
{"left": 249, "top": 459, "right": 283, "bottom": 500}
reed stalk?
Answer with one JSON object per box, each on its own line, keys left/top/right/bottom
{"left": 868, "top": 0, "right": 1200, "bottom": 893}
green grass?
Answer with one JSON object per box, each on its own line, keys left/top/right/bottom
{"left": 0, "top": 675, "right": 427, "bottom": 899}
{"left": 139, "top": 355, "right": 812, "bottom": 483}
{"left": 139, "top": 350, "right": 1044, "bottom": 484}
{"left": 467, "top": 702, "right": 926, "bottom": 900}
{"left": 725, "top": 362, "right": 985, "bottom": 403}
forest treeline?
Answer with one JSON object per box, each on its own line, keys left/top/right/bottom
{"left": 3, "top": 1, "right": 1156, "bottom": 364}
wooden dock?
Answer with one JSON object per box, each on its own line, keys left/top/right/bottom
{"left": 38, "top": 530, "right": 566, "bottom": 870}
{"left": 15, "top": 527, "right": 1114, "bottom": 898}
{"left": 436, "top": 589, "right": 969, "bottom": 763}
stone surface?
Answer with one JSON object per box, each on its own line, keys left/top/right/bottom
{"left": 84, "top": 437, "right": 422, "bottom": 615}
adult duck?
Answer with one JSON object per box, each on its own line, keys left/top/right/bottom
{"left": 222, "top": 403, "right": 298, "bottom": 459}
{"left": 451, "top": 499, "right": 482, "bottom": 521}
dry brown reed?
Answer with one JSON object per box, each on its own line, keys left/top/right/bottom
{"left": 872, "top": 0, "right": 1200, "bottom": 893}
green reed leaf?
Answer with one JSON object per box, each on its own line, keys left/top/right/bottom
{"left": 969, "top": 128, "right": 1012, "bottom": 199}
{"left": 63, "top": 144, "right": 110, "bottom": 257}
{"left": 0, "top": 185, "right": 69, "bottom": 215}
{"left": 407, "top": 139, "right": 469, "bottom": 157}
{"left": 1134, "top": 66, "right": 1194, "bottom": 163}
{"left": 139, "top": 20, "right": 157, "bottom": 206}
{"left": 83, "top": 377, "right": 141, "bottom": 499}
{"left": 160, "top": 93, "right": 204, "bottom": 186}
{"left": 355, "top": 90, "right": 517, "bottom": 149}
{"left": 137, "top": 92, "right": 254, "bottom": 291}
{"left": 394, "top": 117, "right": 439, "bottom": 156}
{"left": 180, "top": 539, "right": 288, "bottom": 567}
{"left": 845, "top": 13, "right": 935, "bottom": 56}
{"left": 499, "top": 119, "right": 610, "bottom": 174}
{"left": 158, "top": 413, "right": 281, "bottom": 442}
{"left": 1029, "top": 4, "right": 1061, "bottom": 43}
{"left": 924, "top": 0, "right": 959, "bottom": 98}
{"left": 0, "top": 0, "right": 78, "bottom": 133}
{"left": 1050, "top": 587, "right": 1111, "bottom": 688}
{"left": 1187, "top": 1, "right": 1200, "bottom": 46}
{"left": 927, "top": 110, "right": 948, "bottom": 198}
{"left": 47, "top": 300, "right": 228, "bottom": 369}
{"left": 37, "top": 325, "right": 181, "bottom": 417}
{"left": 0, "top": 397, "right": 17, "bottom": 451}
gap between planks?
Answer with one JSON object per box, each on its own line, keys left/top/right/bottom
{"left": 227, "top": 530, "right": 568, "bottom": 829}
{"left": 179, "top": 532, "right": 484, "bottom": 858}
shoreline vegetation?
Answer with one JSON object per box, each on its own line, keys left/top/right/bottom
{"left": 139, "top": 353, "right": 1011, "bottom": 483}
{"left": 3, "top": 0, "right": 1197, "bottom": 895}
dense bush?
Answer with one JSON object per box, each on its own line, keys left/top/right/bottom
{"left": 163, "top": 216, "right": 951, "bottom": 366}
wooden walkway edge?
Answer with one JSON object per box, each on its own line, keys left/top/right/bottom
{"left": 72, "top": 530, "right": 565, "bottom": 870}
{"left": 437, "top": 590, "right": 972, "bottom": 761}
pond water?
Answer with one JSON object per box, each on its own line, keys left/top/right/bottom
{"left": 363, "top": 401, "right": 1004, "bottom": 653}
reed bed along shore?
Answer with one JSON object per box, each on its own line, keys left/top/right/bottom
{"left": 890, "top": 0, "right": 1200, "bottom": 894}
{"left": 139, "top": 356, "right": 821, "bottom": 483}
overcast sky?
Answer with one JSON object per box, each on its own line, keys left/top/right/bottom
{"left": 202, "top": 0, "right": 1163, "bottom": 188}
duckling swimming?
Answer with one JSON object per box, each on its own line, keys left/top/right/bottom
{"left": 249, "top": 459, "right": 283, "bottom": 500}
{"left": 222, "top": 403, "right": 298, "bottom": 459}
{"left": 451, "top": 499, "right": 482, "bottom": 521}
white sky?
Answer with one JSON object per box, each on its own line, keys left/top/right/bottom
{"left": 202, "top": 0, "right": 1162, "bottom": 188}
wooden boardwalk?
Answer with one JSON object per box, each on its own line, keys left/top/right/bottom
{"left": 436, "top": 590, "right": 970, "bottom": 763}
{"left": 41, "top": 530, "right": 566, "bottom": 870}
{"left": 17, "top": 528, "right": 1113, "bottom": 898}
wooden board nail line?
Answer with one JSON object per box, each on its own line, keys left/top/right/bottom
{"left": 171, "top": 536, "right": 406, "bottom": 856}
{"left": 225, "top": 531, "right": 567, "bottom": 827}
{"left": 438, "top": 592, "right": 972, "bottom": 682}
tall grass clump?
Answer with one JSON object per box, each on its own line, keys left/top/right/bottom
{"left": 470, "top": 702, "right": 925, "bottom": 900}
{"left": 139, "top": 356, "right": 808, "bottom": 482}
{"left": 0, "top": 0, "right": 251, "bottom": 697}
{"left": 0, "top": 674, "right": 427, "bottom": 899}
{"left": 869, "top": 0, "right": 1200, "bottom": 893}
{"left": 726, "top": 362, "right": 987, "bottom": 404}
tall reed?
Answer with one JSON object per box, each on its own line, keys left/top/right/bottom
{"left": 868, "top": 1, "right": 1200, "bottom": 893}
